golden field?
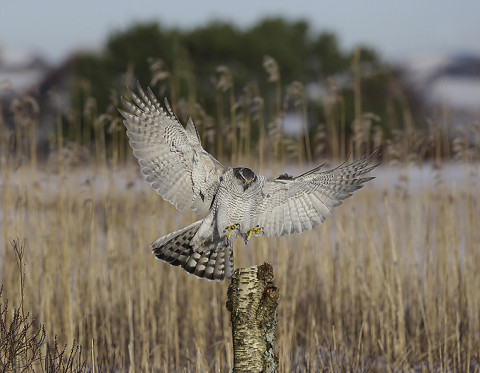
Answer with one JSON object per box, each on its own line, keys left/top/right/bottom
{"left": 1, "top": 83, "right": 479, "bottom": 372}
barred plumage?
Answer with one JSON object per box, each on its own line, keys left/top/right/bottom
{"left": 151, "top": 221, "right": 233, "bottom": 281}
{"left": 120, "top": 83, "right": 379, "bottom": 281}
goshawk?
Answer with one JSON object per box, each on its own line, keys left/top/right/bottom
{"left": 120, "top": 84, "right": 378, "bottom": 281}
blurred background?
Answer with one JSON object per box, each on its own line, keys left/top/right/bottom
{"left": 1, "top": 2, "right": 480, "bottom": 371}
{"left": 1, "top": 0, "right": 480, "bottom": 162}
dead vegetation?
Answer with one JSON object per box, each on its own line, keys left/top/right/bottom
{"left": 0, "top": 57, "right": 479, "bottom": 371}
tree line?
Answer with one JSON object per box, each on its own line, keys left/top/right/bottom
{"left": 71, "top": 17, "right": 421, "bottom": 157}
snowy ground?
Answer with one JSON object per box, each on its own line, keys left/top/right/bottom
{"left": 1, "top": 161, "right": 479, "bottom": 198}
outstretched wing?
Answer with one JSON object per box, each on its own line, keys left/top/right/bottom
{"left": 119, "top": 83, "right": 227, "bottom": 215}
{"left": 253, "top": 151, "right": 379, "bottom": 237}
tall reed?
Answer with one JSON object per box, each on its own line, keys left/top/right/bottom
{"left": 0, "top": 57, "right": 479, "bottom": 371}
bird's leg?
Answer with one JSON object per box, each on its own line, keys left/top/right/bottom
{"left": 245, "top": 225, "right": 264, "bottom": 244}
{"left": 225, "top": 224, "right": 240, "bottom": 239}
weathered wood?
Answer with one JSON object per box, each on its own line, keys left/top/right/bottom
{"left": 226, "top": 263, "right": 279, "bottom": 373}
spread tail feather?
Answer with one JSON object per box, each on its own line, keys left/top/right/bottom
{"left": 152, "top": 220, "right": 233, "bottom": 281}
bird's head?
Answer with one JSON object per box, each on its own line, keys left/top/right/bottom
{"left": 233, "top": 167, "right": 257, "bottom": 191}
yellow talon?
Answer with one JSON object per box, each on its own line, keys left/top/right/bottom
{"left": 246, "top": 226, "right": 264, "bottom": 241}
{"left": 226, "top": 224, "right": 239, "bottom": 239}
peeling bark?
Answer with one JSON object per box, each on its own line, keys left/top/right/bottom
{"left": 226, "top": 263, "right": 279, "bottom": 373}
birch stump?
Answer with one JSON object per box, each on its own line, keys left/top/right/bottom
{"left": 226, "top": 263, "right": 279, "bottom": 373}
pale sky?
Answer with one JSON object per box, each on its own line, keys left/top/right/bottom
{"left": 1, "top": 0, "right": 479, "bottom": 64}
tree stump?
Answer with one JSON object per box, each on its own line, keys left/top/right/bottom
{"left": 226, "top": 263, "right": 279, "bottom": 373}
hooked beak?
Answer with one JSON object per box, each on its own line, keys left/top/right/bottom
{"left": 243, "top": 180, "right": 251, "bottom": 191}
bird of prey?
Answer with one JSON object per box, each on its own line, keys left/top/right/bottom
{"left": 120, "top": 83, "right": 378, "bottom": 281}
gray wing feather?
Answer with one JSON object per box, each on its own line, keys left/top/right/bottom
{"left": 253, "top": 152, "right": 378, "bottom": 237}
{"left": 119, "top": 83, "right": 227, "bottom": 215}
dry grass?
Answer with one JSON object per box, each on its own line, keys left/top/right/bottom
{"left": 1, "top": 63, "right": 480, "bottom": 371}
